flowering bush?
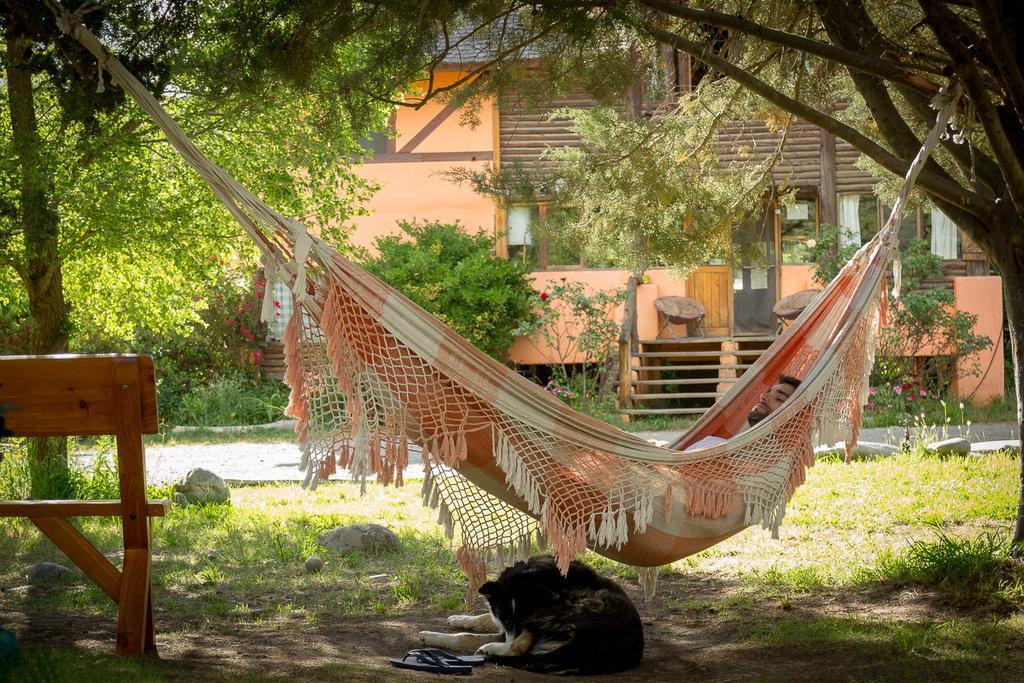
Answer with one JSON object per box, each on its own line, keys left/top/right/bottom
{"left": 544, "top": 379, "right": 575, "bottom": 401}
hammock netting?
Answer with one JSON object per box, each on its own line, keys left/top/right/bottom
{"left": 57, "top": 8, "right": 965, "bottom": 599}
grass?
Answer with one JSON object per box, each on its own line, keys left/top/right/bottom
{"left": 2, "top": 447, "right": 1022, "bottom": 679}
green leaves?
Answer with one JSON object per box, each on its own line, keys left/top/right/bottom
{"left": 363, "top": 220, "right": 537, "bottom": 359}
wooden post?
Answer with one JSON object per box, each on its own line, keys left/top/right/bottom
{"left": 820, "top": 127, "right": 838, "bottom": 228}
{"left": 113, "top": 358, "right": 155, "bottom": 655}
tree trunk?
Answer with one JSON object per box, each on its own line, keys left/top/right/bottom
{"left": 6, "top": 30, "right": 72, "bottom": 497}
{"left": 1000, "top": 254, "right": 1024, "bottom": 547}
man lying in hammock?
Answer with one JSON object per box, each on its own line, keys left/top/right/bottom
{"left": 684, "top": 374, "right": 802, "bottom": 452}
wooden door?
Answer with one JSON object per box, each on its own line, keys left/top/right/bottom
{"left": 686, "top": 266, "right": 732, "bottom": 336}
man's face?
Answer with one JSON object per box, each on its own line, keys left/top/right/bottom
{"left": 747, "top": 381, "right": 797, "bottom": 426}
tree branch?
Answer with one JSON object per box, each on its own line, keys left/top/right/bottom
{"left": 642, "top": 23, "right": 990, "bottom": 216}
{"left": 972, "top": 0, "right": 1024, "bottom": 124}
{"left": 919, "top": 0, "right": 1024, "bottom": 218}
{"left": 638, "top": 0, "right": 947, "bottom": 94}
{"left": 813, "top": 1, "right": 983, "bottom": 202}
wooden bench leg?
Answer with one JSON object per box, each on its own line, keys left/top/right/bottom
{"left": 116, "top": 548, "right": 151, "bottom": 656}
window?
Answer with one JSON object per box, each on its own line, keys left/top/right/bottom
{"left": 881, "top": 203, "right": 960, "bottom": 259}
{"left": 505, "top": 204, "right": 586, "bottom": 270}
{"left": 837, "top": 194, "right": 879, "bottom": 247}
{"left": 507, "top": 205, "right": 539, "bottom": 269}
{"left": 780, "top": 197, "right": 818, "bottom": 264}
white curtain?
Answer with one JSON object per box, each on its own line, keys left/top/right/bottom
{"left": 930, "top": 206, "right": 959, "bottom": 259}
{"left": 507, "top": 206, "right": 533, "bottom": 246}
{"left": 838, "top": 195, "right": 861, "bottom": 249}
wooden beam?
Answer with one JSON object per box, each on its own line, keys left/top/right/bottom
{"left": 0, "top": 355, "right": 158, "bottom": 436}
{"left": 0, "top": 500, "right": 169, "bottom": 517}
{"left": 29, "top": 516, "right": 122, "bottom": 602}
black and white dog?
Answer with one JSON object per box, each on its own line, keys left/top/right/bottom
{"left": 420, "top": 556, "right": 644, "bottom": 675}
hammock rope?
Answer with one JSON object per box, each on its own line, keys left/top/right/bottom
{"left": 54, "top": 6, "right": 963, "bottom": 599}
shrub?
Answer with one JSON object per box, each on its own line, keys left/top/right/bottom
{"left": 363, "top": 220, "right": 537, "bottom": 359}
{"left": 160, "top": 373, "right": 290, "bottom": 427}
{"left": 513, "top": 279, "right": 626, "bottom": 408}
{"left": 813, "top": 228, "right": 991, "bottom": 408}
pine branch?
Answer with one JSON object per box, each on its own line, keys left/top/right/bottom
{"left": 642, "top": 23, "right": 990, "bottom": 217}
{"left": 638, "top": 0, "right": 947, "bottom": 94}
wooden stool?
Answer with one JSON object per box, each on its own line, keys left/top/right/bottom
{"left": 0, "top": 355, "right": 167, "bottom": 656}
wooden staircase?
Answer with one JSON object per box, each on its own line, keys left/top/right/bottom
{"left": 618, "top": 335, "right": 775, "bottom": 418}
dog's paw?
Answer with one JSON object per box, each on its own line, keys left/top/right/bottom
{"left": 447, "top": 614, "right": 479, "bottom": 629}
{"left": 476, "top": 641, "right": 506, "bottom": 657}
{"left": 419, "top": 630, "right": 448, "bottom": 646}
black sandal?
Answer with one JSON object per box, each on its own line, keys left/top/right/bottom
{"left": 390, "top": 648, "right": 473, "bottom": 675}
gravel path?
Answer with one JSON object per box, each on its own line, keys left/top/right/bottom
{"left": 73, "top": 423, "right": 1019, "bottom": 484}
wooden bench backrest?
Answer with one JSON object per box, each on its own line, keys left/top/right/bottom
{"left": 0, "top": 354, "right": 159, "bottom": 437}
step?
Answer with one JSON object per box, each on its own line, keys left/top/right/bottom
{"left": 633, "top": 350, "right": 767, "bottom": 359}
{"left": 633, "top": 364, "right": 752, "bottom": 372}
{"left": 639, "top": 335, "right": 777, "bottom": 345}
{"left": 630, "top": 392, "right": 724, "bottom": 400}
{"left": 631, "top": 378, "right": 737, "bottom": 386}
{"left": 620, "top": 407, "right": 709, "bottom": 415}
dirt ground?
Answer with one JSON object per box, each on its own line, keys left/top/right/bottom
{"left": 5, "top": 571, "right": 1022, "bottom": 682}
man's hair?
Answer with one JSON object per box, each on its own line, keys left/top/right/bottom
{"left": 778, "top": 374, "right": 801, "bottom": 390}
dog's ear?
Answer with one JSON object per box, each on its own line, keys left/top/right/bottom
{"left": 478, "top": 581, "right": 499, "bottom": 598}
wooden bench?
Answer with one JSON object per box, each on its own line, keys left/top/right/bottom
{"left": 0, "top": 354, "right": 167, "bottom": 656}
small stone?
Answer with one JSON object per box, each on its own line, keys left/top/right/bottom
{"left": 814, "top": 441, "right": 898, "bottom": 460}
{"left": 318, "top": 523, "right": 401, "bottom": 555}
{"left": 926, "top": 437, "right": 971, "bottom": 455}
{"left": 970, "top": 439, "right": 1021, "bottom": 455}
{"left": 368, "top": 573, "right": 391, "bottom": 583}
{"left": 173, "top": 468, "right": 230, "bottom": 505}
{"left": 207, "top": 550, "right": 219, "bottom": 560}
{"left": 304, "top": 556, "right": 324, "bottom": 573}
{"left": 25, "top": 562, "right": 72, "bottom": 588}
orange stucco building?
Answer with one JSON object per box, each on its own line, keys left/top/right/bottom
{"left": 347, "top": 68, "right": 1004, "bottom": 406}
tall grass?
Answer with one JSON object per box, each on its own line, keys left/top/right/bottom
{"left": 868, "top": 527, "right": 1024, "bottom": 610}
{"left": 161, "top": 375, "right": 289, "bottom": 427}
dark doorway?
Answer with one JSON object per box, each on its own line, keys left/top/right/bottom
{"left": 732, "top": 208, "right": 777, "bottom": 334}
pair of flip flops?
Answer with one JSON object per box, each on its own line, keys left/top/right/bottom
{"left": 390, "top": 648, "right": 484, "bottom": 675}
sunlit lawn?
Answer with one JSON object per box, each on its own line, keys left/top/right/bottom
{"left": 1, "top": 449, "right": 1022, "bottom": 680}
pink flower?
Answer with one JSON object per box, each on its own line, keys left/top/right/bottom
{"left": 540, "top": 292, "right": 549, "bottom": 301}
{"left": 868, "top": 386, "right": 876, "bottom": 395}
{"left": 227, "top": 318, "right": 235, "bottom": 326}
{"left": 892, "top": 384, "right": 902, "bottom": 395}
{"left": 866, "top": 401, "right": 875, "bottom": 410}
{"left": 248, "top": 333, "right": 254, "bottom": 341}
{"left": 919, "top": 390, "right": 927, "bottom": 397}
{"left": 274, "top": 300, "right": 281, "bottom": 308}
{"left": 241, "top": 327, "right": 248, "bottom": 335}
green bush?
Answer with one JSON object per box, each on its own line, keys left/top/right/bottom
{"left": 813, "top": 228, "right": 991, "bottom": 414}
{"left": 363, "top": 220, "right": 537, "bottom": 359}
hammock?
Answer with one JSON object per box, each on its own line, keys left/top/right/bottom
{"left": 57, "top": 10, "right": 962, "bottom": 597}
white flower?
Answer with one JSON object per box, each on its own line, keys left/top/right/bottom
{"left": 806, "top": 238, "right": 817, "bottom": 248}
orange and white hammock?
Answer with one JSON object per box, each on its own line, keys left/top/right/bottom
{"left": 61, "top": 11, "right": 962, "bottom": 596}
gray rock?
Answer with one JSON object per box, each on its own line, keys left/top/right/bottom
{"left": 172, "top": 492, "right": 188, "bottom": 507}
{"left": 206, "top": 549, "right": 219, "bottom": 560}
{"left": 814, "top": 441, "right": 899, "bottom": 460}
{"left": 304, "top": 556, "right": 324, "bottom": 573}
{"left": 970, "top": 439, "right": 1021, "bottom": 455}
{"left": 173, "top": 468, "right": 230, "bottom": 505}
{"left": 319, "top": 523, "right": 401, "bottom": 555}
{"left": 25, "top": 562, "right": 72, "bottom": 588}
{"left": 926, "top": 437, "right": 971, "bottom": 455}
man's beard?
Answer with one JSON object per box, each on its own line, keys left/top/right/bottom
{"left": 747, "top": 410, "right": 767, "bottom": 427}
